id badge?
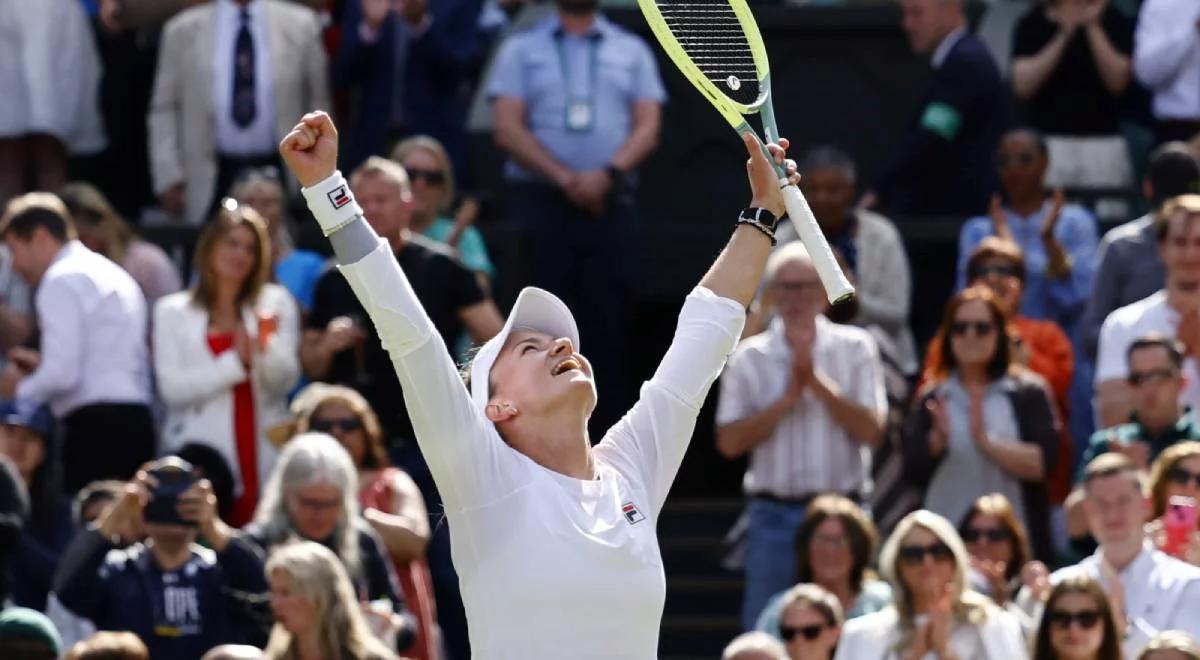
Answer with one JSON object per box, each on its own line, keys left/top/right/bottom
{"left": 565, "top": 99, "right": 594, "bottom": 133}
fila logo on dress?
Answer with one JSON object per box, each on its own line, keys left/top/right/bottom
{"left": 622, "top": 502, "right": 645, "bottom": 525}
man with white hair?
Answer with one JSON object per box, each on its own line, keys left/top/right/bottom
{"left": 717, "top": 242, "right": 888, "bottom": 629}
{"left": 721, "top": 631, "right": 789, "bottom": 660}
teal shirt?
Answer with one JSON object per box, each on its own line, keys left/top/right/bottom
{"left": 422, "top": 217, "right": 496, "bottom": 278}
{"left": 1075, "top": 408, "right": 1200, "bottom": 483}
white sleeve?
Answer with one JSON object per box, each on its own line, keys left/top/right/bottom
{"left": 1094, "top": 313, "right": 1130, "bottom": 384}
{"left": 714, "top": 345, "right": 755, "bottom": 427}
{"left": 336, "top": 241, "right": 527, "bottom": 512}
{"left": 1133, "top": 0, "right": 1200, "bottom": 89}
{"left": 16, "top": 279, "right": 84, "bottom": 404}
{"left": 595, "top": 287, "right": 745, "bottom": 516}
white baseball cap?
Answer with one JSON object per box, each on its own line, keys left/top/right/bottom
{"left": 469, "top": 286, "right": 580, "bottom": 412}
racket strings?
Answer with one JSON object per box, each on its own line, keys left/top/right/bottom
{"left": 655, "top": 0, "right": 761, "bottom": 106}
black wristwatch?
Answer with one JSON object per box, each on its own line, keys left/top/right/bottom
{"left": 737, "top": 207, "right": 778, "bottom": 244}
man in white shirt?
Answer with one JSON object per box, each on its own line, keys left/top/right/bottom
{"left": 0, "top": 193, "right": 154, "bottom": 494}
{"left": 1051, "top": 453, "right": 1200, "bottom": 656}
{"left": 1134, "top": 0, "right": 1200, "bottom": 144}
{"left": 716, "top": 242, "right": 887, "bottom": 630}
{"left": 1096, "top": 195, "right": 1200, "bottom": 428}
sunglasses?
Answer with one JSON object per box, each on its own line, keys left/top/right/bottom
{"left": 1128, "top": 368, "right": 1178, "bottom": 386}
{"left": 1048, "top": 610, "right": 1101, "bottom": 630}
{"left": 962, "top": 527, "right": 1011, "bottom": 543}
{"left": 997, "top": 152, "right": 1038, "bottom": 169}
{"left": 950, "top": 320, "right": 995, "bottom": 337}
{"left": 310, "top": 417, "right": 364, "bottom": 434}
{"left": 406, "top": 168, "right": 446, "bottom": 186}
{"left": 898, "top": 542, "right": 955, "bottom": 565}
{"left": 1167, "top": 467, "right": 1200, "bottom": 489}
{"left": 970, "top": 264, "right": 1021, "bottom": 280}
{"left": 780, "top": 623, "right": 826, "bottom": 642}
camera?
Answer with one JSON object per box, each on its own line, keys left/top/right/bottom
{"left": 142, "top": 457, "right": 198, "bottom": 527}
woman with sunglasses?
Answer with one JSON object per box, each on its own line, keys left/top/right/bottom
{"left": 1031, "top": 575, "right": 1122, "bottom": 660}
{"left": 1146, "top": 442, "right": 1200, "bottom": 565}
{"left": 904, "top": 286, "right": 1060, "bottom": 562}
{"left": 777, "top": 584, "right": 843, "bottom": 660}
{"left": 836, "top": 510, "right": 1025, "bottom": 660}
{"left": 959, "top": 493, "right": 1043, "bottom": 605}
{"left": 154, "top": 202, "right": 301, "bottom": 526}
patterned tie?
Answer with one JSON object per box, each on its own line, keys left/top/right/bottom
{"left": 231, "top": 7, "right": 256, "bottom": 128}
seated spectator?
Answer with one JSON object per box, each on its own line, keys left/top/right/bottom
{"left": 58, "top": 181, "right": 182, "bottom": 309}
{"left": 0, "top": 606, "right": 62, "bottom": 660}
{"left": 202, "top": 645, "right": 267, "bottom": 660}
{"left": 1031, "top": 575, "right": 1122, "bottom": 660}
{"left": 904, "top": 286, "right": 1059, "bottom": 560}
{"left": 292, "top": 383, "right": 436, "bottom": 660}
{"left": 960, "top": 493, "right": 1044, "bottom": 607}
{"left": 774, "top": 146, "right": 917, "bottom": 375}
{"left": 264, "top": 540, "right": 399, "bottom": 660}
{"left": 245, "top": 433, "right": 415, "bottom": 651}
{"left": 1133, "top": 0, "right": 1200, "bottom": 144}
{"left": 53, "top": 458, "right": 268, "bottom": 659}
{"left": 1139, "top": 631, "right": 1200, "bottom": 660}
{"left": 835, "top": 510, "right": 1026, "bottom": 659}
{"left": 722, "top": 631, "right": 789, "bottom": 660}
{"left": 774, "top": 583, "right": 843, "bottom": 660}
{"left": 1146, "top": 442, "right": 1200, "bottom": 565}
{"left": 0, "top": 400, "right": 72, "bottom": 610}
{"left": 1096, "top": 195, "right": 1200, "bottom": 427}
{"left": 0, "top": 456, "right": 24, "bottom": 606}
{"left": 1050, "top": 453, "right": 1200, "bottom": 656}
{"left": 1011, "top": 0, "right": 1134, "bottom": 189}
{"left": 65, "top": 631, "right": 149, "bottom": 660}
{"left": 755, "top": 494, "right": 890, "bottom": 637}
{"left": 229, "top": 169, "right": 327, "bottom": 314}
{"left": 154, "top": 202, "right": 301, "bottom": 526}
{"left": 1082, "top": 143, "right": 1200, "bottom": 359}
{"left": 957, "top": 128, "right": 1098, "bottom": 332}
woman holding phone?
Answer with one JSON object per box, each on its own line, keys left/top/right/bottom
{"left": 153, "top": 201, "right": 301, "bottom": 526}
{"left": 278, "top": 110, "right": 797, "bottom": 658}
{"left": 1147, "top": 442, "right": 1200, "bottom": 565}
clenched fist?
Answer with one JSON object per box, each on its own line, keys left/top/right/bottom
{"left": 279, "top": 111, "right": 340, "bottom": 188}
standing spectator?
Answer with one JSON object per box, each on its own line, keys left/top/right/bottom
{"left": 1031, "top": 575, "right": 1123, "bottom": 660}
{"left": 1146, "top": 442, "right": 1200, "bottom": 564}
{"left": 0, "top": 193, "right": 154, "bottom": 494}
{"left": 153, "top": 203, "right": 301, "bottom": 526}
{"left": 486, "top": 0, "right": 665, "bottom": 433}
{"left": 776, "top": 146, "right": 917, "bottom": 375}
{"left": 774, "top": 584, "right": 844, "bottom": 660}
{"left": 147, "top": 0, "right": 330, "bottom": 225}
{"left": 717, "top": 242, "right": 887, "bottom": 629}
{"left": 1133, "top": 0, "right": 1200, "bottom": 144}
{"left": 1011, "top": 0, "right": 1135, "bottom": 189}
{"left": 904, "top": 286, "right": 1060, "bottom": 561}
{"left": 1083, "top": 143, "right": 1200, "bottom": 359}
{"left": 959, "top": 493, "right": 1042, "bottom": 607}
{"left": 1051, "top": 453, "right": 1200, "bottom": 656}
{"left": 1096, "top": 195, "right": 1200, "bottom": 427}
{"left": 859, "top": 0, "right": 1007, "bottom": 217}
{"left": 264, "top": 541, "right": 400, "bottom": 660}
{"left": 58, "top": 181, "right": 183, "bottom": 309}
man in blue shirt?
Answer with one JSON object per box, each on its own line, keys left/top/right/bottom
{"left": 487, "top": 0, "right": 665, "bottom": 434}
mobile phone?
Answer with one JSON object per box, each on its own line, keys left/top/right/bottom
{"left": 1162, "top": 496, "right": 1198, "bottom": 557}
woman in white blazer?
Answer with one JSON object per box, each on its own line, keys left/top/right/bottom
{"left": 154, "top": 201, "right": 300, "bottom": 526}
{"left": 835, "top": 510, "right": 1028, "bottom": 660}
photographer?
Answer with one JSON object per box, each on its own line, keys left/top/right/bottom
{"left": 52, "top": 458, "right": 267, "bottom": 660}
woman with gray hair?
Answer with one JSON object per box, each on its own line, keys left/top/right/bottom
{"left": 835, "top": 510, "right": 1026, "bottom": 660}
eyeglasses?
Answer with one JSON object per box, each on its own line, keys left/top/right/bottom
{"left": 970, "top": 264, "right": 1021, "bottom": 280}
{"left": 1167, "top": 467, "right": 1200, "bottom": 489}
{"left": 1048, "top": 610, "right": 1101, "bottom": 630}
{"left": 898, "top": 542, "right": 955, "bottom": 566}
{"left": 406, "top": 168, "right": 446, "bottom": 186}
{"left": 294, "top": 496, "right": 342, "bottom": 511}
{"left": 1128, "top": 368, "right": 1178, "bottom": 386}
{"left": 310, "top": 417, "right": 364, "bottom": 434}
{"left": 997, "top": 152, "right": 1038, "bottom": 169}
{"left": 961, "top": 527, "right": 1012, "bottom": 543}
{"left": 950, "top": 321, "right": 995, "bottom": 337}
{"left": 812, "top": 532, "right": 849, "bottom": 549}
{"left": 780, "top": 624, "right": 826, "bottom": 642}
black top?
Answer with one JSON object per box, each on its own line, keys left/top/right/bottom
{"left": 307, "top": 234, "right": 486, "bottom": 445}
{"left": 1012, "top": 5, "right": 1134, "bottom": 135}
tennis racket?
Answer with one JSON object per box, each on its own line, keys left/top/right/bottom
{"left": 635, "top": 0, "right": 855, "bottom": 304}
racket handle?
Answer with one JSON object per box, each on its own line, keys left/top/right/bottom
{"left": 779, "top": 182, "right": 856, "bottom": 305}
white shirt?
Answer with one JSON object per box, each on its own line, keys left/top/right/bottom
{"left": 1095, "top": 290, "right": 1200, "bottom": 412}
{"left": 16, "top": 241, "right": 150, "bottom": 416}
{"left": 716, "top": 316, "right": 887, "bottom": 499}
{"left": 932, "top": 26, "right": 968, "bottom": 69}
{"left": 1134, "top": 0, "right": 1200, "bottom": 121}
{"left": 212, "top": 0, "right": 277, "bottom": 156}
{"left": 337, "top": 241, "right": 746, "bottom": 659}
{"left": 1051, "top": 544, "right": 1200, "bottom": 657}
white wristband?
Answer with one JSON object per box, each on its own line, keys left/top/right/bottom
{"left": 301, "top": 170, "right": 364, "bottom": 236}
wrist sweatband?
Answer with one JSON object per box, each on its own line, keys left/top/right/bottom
{"left": 302, "top": 171, "right": 364, "bottom": 236}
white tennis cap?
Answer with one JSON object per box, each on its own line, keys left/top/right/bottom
{"left": 469, "top": 286, "right": 580, "bottom": 412}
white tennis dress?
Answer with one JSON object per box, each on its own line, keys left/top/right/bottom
{"left": 337, "top": 239, "right": 745, "bottom": 659}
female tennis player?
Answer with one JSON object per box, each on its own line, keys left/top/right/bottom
{"left": 279, "top": 110, "right": 798, "bottom": 658}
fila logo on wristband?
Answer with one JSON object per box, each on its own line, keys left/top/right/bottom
{"left": 327, "top": 185, "right": 351, "bottom": 210}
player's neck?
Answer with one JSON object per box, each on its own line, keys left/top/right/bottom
{"left": 510, "top": 413, "right": 595, "bottom": 481}
{"left": 558, "top": 11, "right": 597, "bottom": 36}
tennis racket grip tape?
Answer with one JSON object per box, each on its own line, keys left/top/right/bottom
{"left": 780, "top": 183, "right": 856, "bottom": 304}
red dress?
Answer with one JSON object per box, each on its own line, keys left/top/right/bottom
{"left": 207, "top": 332, "right": 259, "bottom": 527}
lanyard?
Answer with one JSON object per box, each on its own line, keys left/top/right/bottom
{"left": 554, "top": 30, "right": 602, "bottom": 104}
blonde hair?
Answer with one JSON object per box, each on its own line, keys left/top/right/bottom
{"left": 190, "top": 200, "right": 271, "bottom": 312}
{"left": 390, "top": 135, "right": 456, "bottom": 213}
{"left": 59, "top": 181, "right": 134, "bottom": 263}
{"left": 1138, "top": 631, "right": 1200, "bottom": 659}
{"left": 66, "top": 631, "right": 149, "bottom": 659}
{"left": 780, "top": 582, "right": 844, "bottom": 628}
{"left": 350, "top": 156, "right": 411, "bottom": 196}
{"left": 264, "top": 541, "right": 396, "bottom": 660}
{"left": 720, "top": 631, "right": 788, "bottom": 660}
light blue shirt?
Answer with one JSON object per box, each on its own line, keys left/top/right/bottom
{"left": 212, "top": 0, "right": 277, "bottom": 156}
{"left": 485, "top": 13, "right": 666, "bottom": 182}
{"left": 956, "top": 200, "right": 1098, "bottom": 326}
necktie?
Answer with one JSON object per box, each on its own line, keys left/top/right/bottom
{"left": 232, "top": 7, "right": 256, "bottom": 128}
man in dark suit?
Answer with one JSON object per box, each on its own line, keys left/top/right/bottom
{"left": 860, "top": 0, "right": 1008, "bottom": 219}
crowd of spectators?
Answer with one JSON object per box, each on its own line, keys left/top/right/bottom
{"left": 1, "top": 0, "right": 1200, "bottom": 658}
